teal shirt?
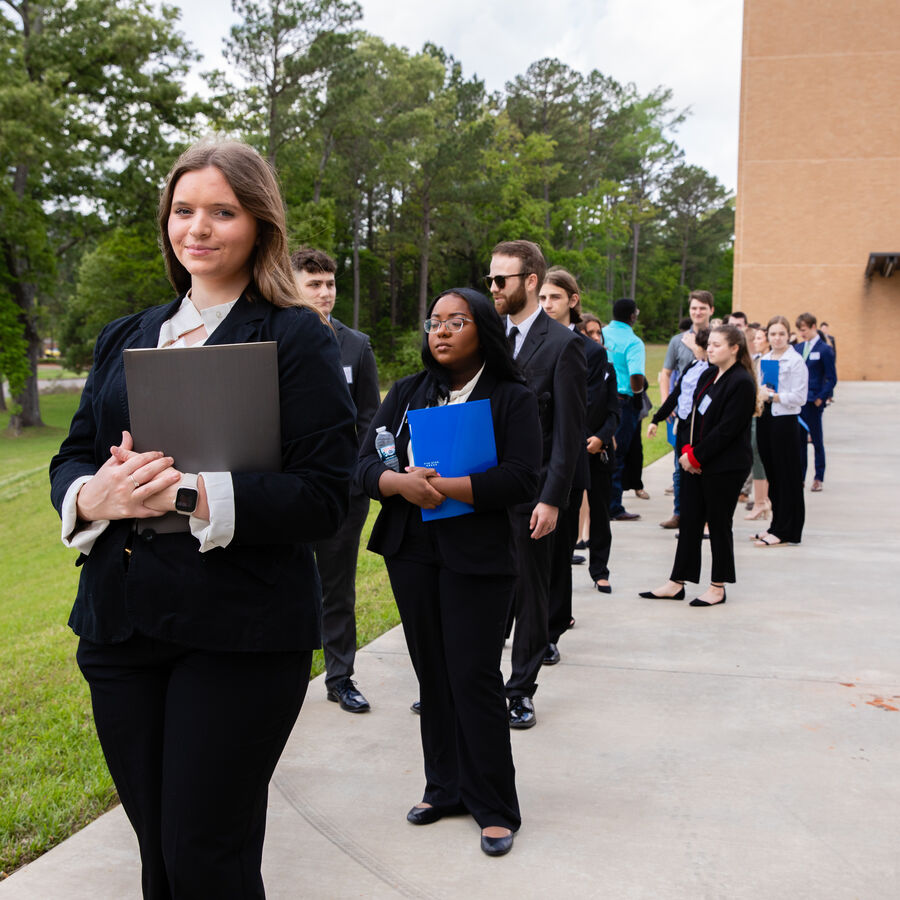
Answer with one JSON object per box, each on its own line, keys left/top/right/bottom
{"left": 602, "top": 320, "right": 645, "bottom": 397}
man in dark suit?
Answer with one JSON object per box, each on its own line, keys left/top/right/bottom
{"left": 795, "top": 312, "right": 837, "bottom": 492}
{"left": 487, "top": 240, "right": 586, "bottom": 729}
{"left": 292, "top": 248, "right": 381, "bottom": 712}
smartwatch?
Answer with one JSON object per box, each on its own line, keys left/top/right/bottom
{"left": 175, "top": 473, "right": 199, "bottom": 515}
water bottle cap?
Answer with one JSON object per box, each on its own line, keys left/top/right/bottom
{"left": 376, "top": 426, "right": 386, "bottom": 433}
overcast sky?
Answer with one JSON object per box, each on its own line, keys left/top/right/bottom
{"left": 172, "top": 0, "right": 744, "bottom": 191}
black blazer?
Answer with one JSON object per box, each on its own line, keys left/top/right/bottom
{"left": 683, "top": 364, "right": 756, "bottom": 475}
{"left": 357, "top": 368, "right": 541, "bottom": 576}
{"left": 49, "top": 291, "right": 358, "bottom": 651}
{"left": 508, "top": 310, "right": 586, "bottom": 509}
{"left": 332, "top": 316, "right": 380, "bottom": 448}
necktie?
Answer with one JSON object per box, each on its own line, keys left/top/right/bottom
{"left": 507, "top": 325, "right": 520, "bottom": 358}
{"left": 802, "top": 342, "right": 811, "bottom": 361}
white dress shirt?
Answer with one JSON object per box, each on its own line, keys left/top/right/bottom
{"left": 60, "top": 295, "right": 240, "bottom": 555}
{"left": 506, "top": 305, "right": 542, "bottom": 358}
{"left": 761, "top": 346, "right": 808, "bottom": 416}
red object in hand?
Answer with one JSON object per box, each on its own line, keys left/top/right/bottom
{"left": 681, "top": 444, "right": 701, "bottom": 471}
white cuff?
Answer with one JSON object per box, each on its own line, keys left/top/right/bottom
{"left": 189, "top": 472, "right": 235, "bottom": 552}
{"left": 60, "top": 476, "right": 110, "bottom": 555}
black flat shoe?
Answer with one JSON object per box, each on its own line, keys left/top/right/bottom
{"left": 574, "top": 539, "right": 588, "bottom": 550}
{"left": 410, "top": 699, "right": 421, "bottom": 714}
{"left": 595, "top": 582, "right": 612, "bottom": 594}
{"left": 690, "top": 589, "right": 727, "bottom": 607}
{"left": 407, "top": 804, "right": 443, "bottom": 825}
{"left": 481, "top": 830, "right": 514, "bottom": 857}
{"left": 638, "top": 586, "right": 685, "bottom": 600}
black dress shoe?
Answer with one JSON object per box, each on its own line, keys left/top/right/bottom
{"left": 574, "top": 539, "right": 588, "bottom": 550}
{"left": 481, "top": 830, "right": 514, "bottom": 856}
{"left": 542, "top": 642, "right": 560, "bottom": 665}
{"left": 410, "top": 699, "right": 421, "bottom": 714}
{"left": 508, "top": 696, "right": 536, "bottom": 729}
{"left": 407, "top": 804, "right": 443, "bottom": 825}
{"left": 326, "top": 678, "right": 370, "bottom": 712}
{"left": 638, "top": 585, "right": 685, "bottom": 600}
{"left": 571, "top": 554, "right": 585, "bottom": 565}
{"left": 690, "top": 589, "right": 727, "bottom": 607}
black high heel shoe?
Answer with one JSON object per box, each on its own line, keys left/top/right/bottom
{"left": 638, "top": 582, "right": 685, "bottom": 600}
{"left": 689, "top": 587, "right": 727, "bottom": 607}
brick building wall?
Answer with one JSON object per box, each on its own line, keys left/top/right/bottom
{"left": 734, "top": 0, "right": 900, "bottom": 380}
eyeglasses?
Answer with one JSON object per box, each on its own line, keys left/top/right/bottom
{"left": 423, "top": 317, "right": 472, "bottom": 334}
{"left": 483, "top": 272, "right": 527, "bottom": 290}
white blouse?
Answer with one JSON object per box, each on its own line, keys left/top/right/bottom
{"left": 60, "top": 295, "right": 240, "bottom": 555}
{"left": 760, "top": 346, "right": 808, "bottom": 416}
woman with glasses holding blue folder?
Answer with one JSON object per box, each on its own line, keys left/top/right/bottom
{"left": 358, "top": 288, "right": 541, "bottom": 857}
{"left": 49, "top": 140, "right": 357, "bottom": 898}
{"left": 754, "top": 315, "right": 809, "bottom": 547}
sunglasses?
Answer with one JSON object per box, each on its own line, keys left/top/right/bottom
{"left": 483, "top": 272, "right": 527, "bottom": 290}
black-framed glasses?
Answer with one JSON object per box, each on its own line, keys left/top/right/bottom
{"left": 483, "top": 272, "right": 527, "bottom": 290}
{"left": 423, "top": 316, "right": 472, "bottom": 334}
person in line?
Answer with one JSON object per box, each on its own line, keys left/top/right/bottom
{"left": 658, "top": 290, "right": 715, "bottom": 530}
{"left": 745, "top": 324, "right": 771, "bottom": 520}
{"left": 49, "top": 140, "right": 358, "bottom": 898}
{"left": 579, "top": 312, "right": 604, "bottom": 344}
{"left": 726, "top": 311, "right": 749, "bottom": 332}
{"left": 639, "top": 325, "right": 756, "bottom": 607}
{"left": 539, "top": 266, "right": 617, "bottom": 621}
{"left": 754, "top": 315, "right": 809, "bottom": 547}
{"left": 819, "top": 321, "right": 837, "bottom": 358}
{"left": 291, "top": 247, "right": 380, "bottom": 713}
{"left": 603, "top": 299, "right": 646, "bottom": 521}
{"left": 622, "top": 375, "right": 651, "bottom": 500}
{"left": 357, "top": 288, "right": 541, "bottom": 857}
{"left": 488, "top": 240, "right": 585, "bottom": 728}
{"left": 794, "top": 312, "right": 837, "bottom": 492}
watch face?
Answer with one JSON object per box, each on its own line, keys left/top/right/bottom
{"left": 175, "top": 487, "right": 199, "bottom": 513}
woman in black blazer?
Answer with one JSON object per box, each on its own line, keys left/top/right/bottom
{"left": 49, "top": 140, "right": 357, "bottom": 898}
{"left": 357, "top": 288, "right": 541, "bottom": 857}
{"left": 639, "top": 325, "right": 757, "bottom": 607}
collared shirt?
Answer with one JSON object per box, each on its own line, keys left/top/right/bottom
{"left": 663, "top": 330, "right": 697, "bottom": 376}
{"left": 677, "top": 359, "right": 709, "bottom": 420}
{"left": 60, "top": 295, "right": 241, "bottom": 556}
{"left": 760, "top": 346, "right": 809, "bottom": 415}
{"left": 602, "top": 320, "right": 645, "bottom": 397}
{"left": 506, "top": 305, "right": 542, "bottom": 358}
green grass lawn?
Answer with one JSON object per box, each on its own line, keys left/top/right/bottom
{"left": 36, "top": 364, "right": 82, "bottom": 381}
{"left": 0, "top": 347, "right": 671, "bottom": 876}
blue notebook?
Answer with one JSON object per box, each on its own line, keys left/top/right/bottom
{"left": 407, "top": 399, "right": 498, "bottom": 521}
{"left": 760, "top": 359, "right": 779, "bottom": 391}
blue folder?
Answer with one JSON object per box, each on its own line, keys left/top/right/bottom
{"left": 407, "top": 399, "right": 498, "bottom": 521}
{"left": 760, "top": 359, "right": 779, "bottom": 391}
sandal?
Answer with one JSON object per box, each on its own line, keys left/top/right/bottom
{"left": 754, "top": 535, "right": 784, "bottom": 547}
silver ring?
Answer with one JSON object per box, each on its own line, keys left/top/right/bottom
{"left": 130, "top": 475, "right": 140, "bottom": 490}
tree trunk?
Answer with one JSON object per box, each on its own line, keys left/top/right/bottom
{"left": 629, "top": 221, "right": 640, "bottom": 299}
{"left": 543, "top": 177, "right": 551, "bottom": 238}
{"left": 418, "top": 192, "right": 431, "bottom": 323}
{"left": 312, "top": 135, "right": 333, "bottom": 205}
{"left": 387, "top": 191, "right": 398, "bottom": 327}
{"left": 678, "top": 231, "right": 689, "bottom": 320}
{"left": 352, "top": 191, "right": 361, "bottom": 330}
{"left": 0, "top": 381, "right": 7, "bottom": 411}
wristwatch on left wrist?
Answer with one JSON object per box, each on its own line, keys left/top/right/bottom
{"left": 175, "top": 473, "right": 199, "bottom": 515}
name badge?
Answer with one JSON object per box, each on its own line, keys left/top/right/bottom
{"left": 698, "top": 394, "right": 712, "bottom": 415}
{"left": 810, "top": 352, "right": 820, "bottom": 360}
{"left": 343, "top": 365, "right": 353, "bottom": 383}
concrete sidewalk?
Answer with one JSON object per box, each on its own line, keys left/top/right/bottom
{"left": 3, "top": 383, "right": 899, "bottom": 899}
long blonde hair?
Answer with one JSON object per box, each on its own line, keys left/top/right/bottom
{"left": 158, "top": 139, "right": 311, "bottom": 312}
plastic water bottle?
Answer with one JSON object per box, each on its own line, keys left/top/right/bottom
{"left": 375, "top": 426, "right": 400, "bottom": 471}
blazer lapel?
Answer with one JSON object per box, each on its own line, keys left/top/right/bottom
{"left": 204, "top": 292, "right": 268, "bottom": 346}
{"left": 515, "top": 310, "right": 549, "bottom": 369}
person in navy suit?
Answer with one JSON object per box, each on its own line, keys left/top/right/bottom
{"left": 794, "top": 312, "right": 837, "bottom": 491}
{"left": 292, "top": 247, "right": 381, "bottom": 713}
{"left": 50, "top": 140, "right": 357, "bottom": 898}
{"left": 357, "top": 288, "right": 541, "bottom": 857}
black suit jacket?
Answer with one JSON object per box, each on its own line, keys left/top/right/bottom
{"left": 509, "top": 310, "right": 586, "bottom": 509}
{"left": 684, "top": 364, "right": 756, "bottom": 475}
{"left": 49, "top": 291, "right": 358, "bottom": 651}
{"left": 357, "top": 369, "right": 541, "bottom": 576}
{"left": 331, "top": 316, "right": 380, "bottom": 447}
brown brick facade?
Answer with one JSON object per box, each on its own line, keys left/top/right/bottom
{"left": 734, "top": 0, "right": 900, "bottom": 379}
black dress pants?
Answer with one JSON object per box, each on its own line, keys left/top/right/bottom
{"left": 587, "top": 456, "right": 612, "bottom": 582}
{"left": 671, "top": 469, "right": 745, "bottom": 584}
{"left": 77, "top": 633, "right": 311, "bottom": 900}
{"left": 313, "top": 490, "right": 370, "bottom": 689}
{"left": 548, "top": 499, "right": 578, "bottom": 644}
{"left": 756, "top": 407, "right": 805, "bottom": 543}
{"left": 506, "top": 509, "right": 553, "bottom": 699}
{"left": 385, "top": 557, "right": 520, "bottom": 831}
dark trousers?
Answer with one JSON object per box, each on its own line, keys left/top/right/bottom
{"left": 506, "top": 509, "right": 553, "bottom": 699}
{"left": 385, "top": 558, "right": 520, "bottom": 831}
{"left": 77, "top": 633, "right": 311, "bottom": 900}
{"left": 622, "top": 424, "right": 645, "bottom": 491}
{"left": 587, "top": 456, "right": 612, "bottom": 582}
{"left": 548, "top": 499, "right": 579, "bottom": 644}
{"left": 609, "top": 397, "right": 640, "bottom": 516}
{"left": 671, "top": 469, "right": 745, "bottom": 584}
{"left": 672, "top": 452, "right": 682, "bottom": 516}
{"left": 757, "top": 408, "right": 806, "bottom": 543}
{"left": 313, "top": 491, "right": 370, "bottom": 689}
{"left": 800, "top": 401, "right": 826, "bottom": 482}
